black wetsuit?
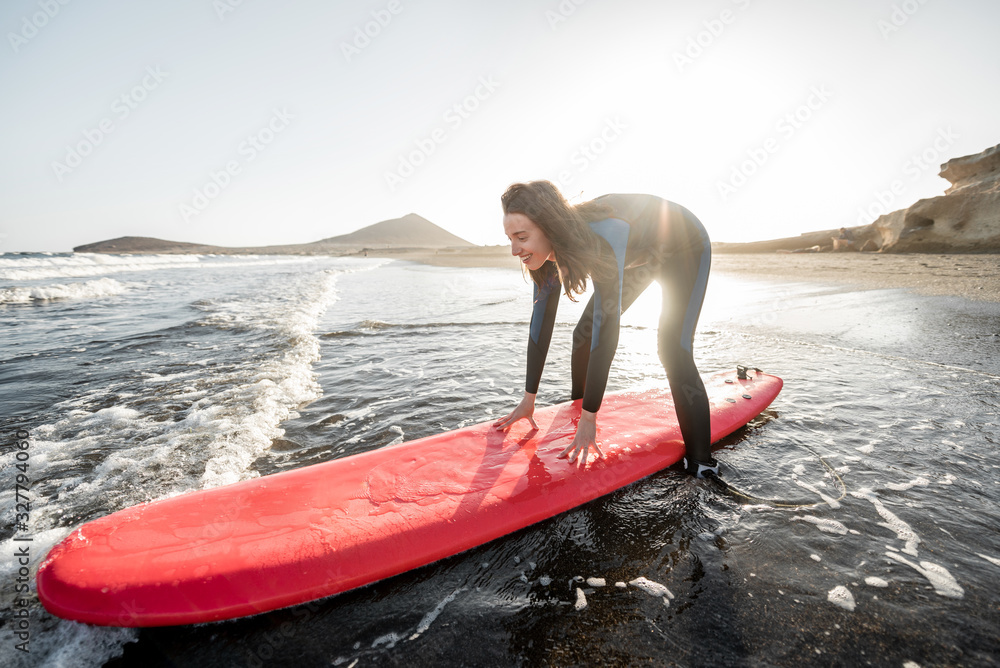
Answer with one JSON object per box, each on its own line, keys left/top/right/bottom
{"left": 524, "top": 193, "right": 713, "bottom": 462}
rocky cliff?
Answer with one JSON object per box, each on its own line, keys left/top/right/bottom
{"left": 714, "top": 142, "right": 1000, "bottom": 254}
{"left": 873, "top": 143, "right": 1000, "bottom": 252}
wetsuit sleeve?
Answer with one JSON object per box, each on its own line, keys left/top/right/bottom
{"left": 581, "top": 219, "right": 630, "bottom": 413}
{"left": 525, "top": 274, "right": 559, "bottom": 394}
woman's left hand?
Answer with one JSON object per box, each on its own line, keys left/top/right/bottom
{"left": 559, "top": 410, "right": 603, "bottom": 464}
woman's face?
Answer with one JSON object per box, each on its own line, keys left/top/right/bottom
{"left": 503, "top": 213, "right": 554, "bottom": 271}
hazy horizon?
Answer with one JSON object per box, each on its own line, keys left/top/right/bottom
{"left": 2, "top": 0, "right": 999, "bottom": 252}
{"left": 73, "top": 211, "right": 486, "bottom": 250}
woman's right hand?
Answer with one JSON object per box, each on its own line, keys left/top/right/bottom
{"left": 493, "top": 391, "right": 539, "bottom": 432}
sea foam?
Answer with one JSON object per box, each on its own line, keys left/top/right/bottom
{"left": 0, "top": 277, "right": 128, "bottom": 304}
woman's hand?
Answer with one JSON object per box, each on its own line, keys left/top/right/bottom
{"left": 494, "top": 392, "right": 539, "bottom": 431}
{"left": 559, "top": 410, "right": 603, "bottom": 464}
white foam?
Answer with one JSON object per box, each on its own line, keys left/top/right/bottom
{"left": 409, "top": 587, "right": 464, "bottom": 640}
{"left": 827, "top": 585, "right": 855, "bottom": 611}
{"left": 629, "top": 576, "right": 673, "bottom": 605}
{"left": 0, "top": 277, "right": 129, "bottom": 304}
{"left": 851, "top": 489, "right": 920, "bottom": 556}
{"left": 0, "top": 253, "right": 213, "bottom": 280}
{"left": 886, "top": 477, "right": 930, "bottom": 492}
{"left": 198, "top": 268, "right": 344, "bottom": 488}
{"left": 586, "top": 577, "right": 606, "bottom": 587}
{"left": 18, "top": 266, "right": 355, "bottom": 529}
{"left": 0, "top": 253, "right": 321, "bottom": 281}
{"left": 794, "top": 479, "right": 841, "bottom": 508}
{"left": 574, "top": 587, "right": 588, "bottom": 610}
{"left": 976, "top": 553, "right": 1000, "bottom": 568}
{"left": 371, "top": 632, "right": 405, "bottom": 649}
{"left": 864, "top": 576, "right": 889, "bottom": 588}
{"left": 538, "top": 576, "right": 552, "bottom": 586}
{"left": 384, "top": 424, "right": 404, "bottom": 448}
{"left": 794, "top": 515, "right": 848, "bottom": 535}
{"left": 884, "top": 552, "right": 964, "bottom": 598}
{"left": 0, "top": 619, "right": 137, "bottom": 668}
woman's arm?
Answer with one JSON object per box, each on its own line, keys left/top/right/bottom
{"left": 493, "top": 391, "right": 538, "bottom": 431}
{"left": 561, "top": 278, "right": 620, "bottom": 463}
{"left": 579, "top": 219, "right": 629, "bottom": 414}
{"left": 495, "top": 271, "right": 558, "bottom": 431}
{"left": 524, "top": 272, "right": 559, "bottom": 396}
{"left": 558, "top": 408, "right": 603, "bottom": 462}
{"left": 564, "top": 219, "right": 630, "bottom": 462}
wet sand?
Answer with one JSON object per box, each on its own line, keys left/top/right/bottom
{"left": 364, "top": 246, "right": 1000, "bottom": 303}
{"left": 711, "top": 252, "right": 1000, "bottom": 302}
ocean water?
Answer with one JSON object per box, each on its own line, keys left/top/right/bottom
{"left": 1, "top": 252, "right": 998, "bottom": 667}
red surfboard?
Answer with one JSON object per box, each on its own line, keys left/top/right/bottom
{"left": 37, "top": 368, "right": 781, "bottom": 627}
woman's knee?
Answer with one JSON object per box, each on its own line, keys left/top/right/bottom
{"left": 659, "top": 346, "right": 699, "bottom": 379}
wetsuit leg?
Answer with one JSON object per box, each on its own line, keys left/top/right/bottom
{"left": 657, "top": 234, "right": 712, "bottom": 463}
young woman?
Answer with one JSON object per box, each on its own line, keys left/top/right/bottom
{"left": 493, "top": 181, "right": 718, "bottom": 478}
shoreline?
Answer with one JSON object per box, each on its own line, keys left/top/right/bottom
{"left": 357, "top": 246, "right": 522, "bottom": 269}
{"left": 362, "top": 246, "right": 1000, "bottom": 303}
{"left": 711, "top": 252, "right": 1000, "bottom": 302}
{"left": 44, "top": 244, "right": 1000, "bottom": 303}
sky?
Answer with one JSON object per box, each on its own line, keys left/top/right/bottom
{"left": 2, "top": 0, "right": 999, "bottom": 252}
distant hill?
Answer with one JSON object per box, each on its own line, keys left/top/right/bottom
{"left": 73, "top": 213, "right": 475, "bottom": 254}
{"left": 316, "top": 213, "right": 475, "bottom": 247}
{"left": 73, "top": 237, "right": 221, "bottom": 254}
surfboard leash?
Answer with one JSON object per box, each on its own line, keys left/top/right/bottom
{"left": 705, "top": 450, "right": 847, "bottom": 509}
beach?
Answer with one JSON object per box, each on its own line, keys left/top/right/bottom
{"left": 362, "top": 245, "right": 1000, "bottom": 303}
{"left": 2, "top": 251, "right": 999, "bottom": 667}
{"left": 712, "top": 252, "right": 1000, "bottom": 302}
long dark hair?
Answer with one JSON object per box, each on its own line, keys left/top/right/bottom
{"left": 500, "top": 181, "right": 617, "bottom": 300}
